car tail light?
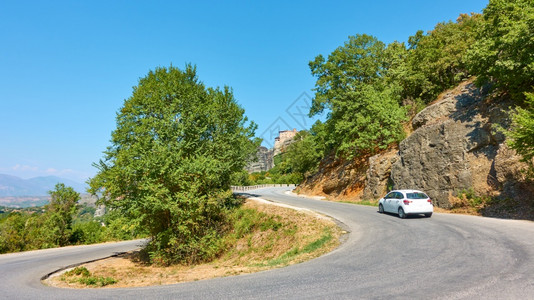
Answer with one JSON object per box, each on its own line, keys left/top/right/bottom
{"left": 403, "top": 200, "right": 411, "bottom": 205}
{"left": 428, "top": 199, "right": 433, "bottom": 205}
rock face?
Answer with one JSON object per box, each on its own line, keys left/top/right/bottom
{"left": 245, "top": 146, "right": 274, "bottom": 173}
{"left": 297, "top": 154, "right": 369, "bottom": 199}
{"left": 493, "top": 144, "right": 534, "bottom": 202}
{"left": 389, "top": 81, "right": 524, "bottom": 207}
{"left": 299, "top": 80, "right": 532, "bottom": 210}
{"left": 362, "top": 149, "right": 398, "bottom": 200}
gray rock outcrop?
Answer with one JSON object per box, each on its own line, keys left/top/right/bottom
{"left": 362, "top": 150, "right": 398, "bottom": 200}
{"left": 365, "top": 80, "right": 530, "bottom": 207}
{"left": 245, "top": 146, "right": 274, "bottom": 173}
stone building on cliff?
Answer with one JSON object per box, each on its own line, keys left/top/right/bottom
{"left": 245, "top": 129, "right": 299, "bottom": 173}
{"left": 274, "top": 128, "right": 298, "bottom": 156}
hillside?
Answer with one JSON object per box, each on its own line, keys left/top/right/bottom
{"left": 297, "top": 80, "right": 534, "bottom": 220}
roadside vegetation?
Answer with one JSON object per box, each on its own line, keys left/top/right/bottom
{"left": 231, "top": 130, "right": 326, "bottom": 185}
{"left": 306, "top": 0, "right": 533, "bottom": 165}
{"left": 0, "top": 184, "right": 143, "bottom": 254}
{"left": 47, "top": 199, "right": 340, "bottom": 288}
{"left": 59, "top": 267, "right": 117, "bottom": 287}
{"left": 445, "top": 188, "right": 534, "bottom": 219}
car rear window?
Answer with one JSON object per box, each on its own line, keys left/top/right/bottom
{"left": 406, "top": 192, "right": 428, "bottom": 199}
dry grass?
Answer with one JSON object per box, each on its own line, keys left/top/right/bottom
{"left": 45, "top": 199, "right": 341, "bottom": 288}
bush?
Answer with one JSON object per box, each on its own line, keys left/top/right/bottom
{"left": 70, "top": 221, "right": 106, "bottom": 245}
{"left": 61, "top": 267, "right": 118, "bottom": 287}
{"left": 507, "top": 92, "right": 534, "bottom": 178}
{"left": 450, "top": 188, "right": 493, "bottom": 212}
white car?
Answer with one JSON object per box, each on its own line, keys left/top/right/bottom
{"left": 378, "top": 190, "right": 433, "bottom": 218}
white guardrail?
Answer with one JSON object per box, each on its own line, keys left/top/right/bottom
{"left": 231, "top": 184, "right": 296, "bottom": 192}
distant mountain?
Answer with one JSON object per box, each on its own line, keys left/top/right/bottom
{"left": 0, "top": 174, "right": 87, "bottom": 197}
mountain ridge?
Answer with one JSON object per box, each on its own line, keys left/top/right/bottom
{"left": 0, "top": 174, "right": 87, "bottom": 197}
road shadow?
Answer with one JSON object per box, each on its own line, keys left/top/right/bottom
{"left": 377, "top": 211, "right": 432, "bottom": 219}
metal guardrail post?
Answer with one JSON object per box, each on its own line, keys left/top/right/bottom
{"left": 231, "top": 184, "right": 295, "bottom": 192}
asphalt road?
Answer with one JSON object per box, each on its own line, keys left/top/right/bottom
{"left": 1, "top": 187, "right": 533, "bottom": 299}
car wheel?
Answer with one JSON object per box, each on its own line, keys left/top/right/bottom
{"left": 398, "top": 207, "right": 407, "bottom": 219}
{"left": 379, "top": 204, "right": 384, "bottom": 213}
{"left": 425, "top": 213, "right": 432, "bottom": 218}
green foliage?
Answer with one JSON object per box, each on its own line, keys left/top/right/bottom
{"left": 61, "top": 267, "right": 117, "bottom": 287}
{"left": 101, "top": 209, "right": 145, "bottom": 241}
{"left": 0, "top": 184, "right": 86, "bottom": 253}
{"left": 283, "top": 131, "right": 324, "bottom": 176}
{"left": 465, "top": 0, "right": 534, "bottom": 178}
{"left": 334, "top": 84, "right": 407, "bottom": 155}
{"left": 229, "top": 169, "right": 253, "bottom": 186}
{"left": 403, "top": 14, "right": 482, "bottom": 103}
{"left": 70, "top": 221, "right": 106, "bottom": 245}
{"left": 46, "top": 183, "right": 80, "bottom": 246}
{"left": 89, "top": 64, "right": 258, "bottom": 265}
{"left": 66, "top": 266, "right": 91, "bottom": 277}
{"left": 76, "top": 204, "right": 96, "bottom": 222}
{"left": 0, "top": 212, "right": 30, "bottom": 253}
{"left": 467, "top": 0, "right": 534, "bottom": 99}
{"left": 507, "top": 92, "right": 534, "bottom": 177}
{"left": 451, "top": 188, "right": 493, "bottom": 211}
{"left": 307, "top": 14, "right": 485, "bottom": 161}
{"left": 0, "top": 184, "right": 142, "bottom": 254}
{"left": 309, "top": 34, "right": 407, "bottom": 157}
{"left": 309, "top": 34, "right": 387, "bottom": 116}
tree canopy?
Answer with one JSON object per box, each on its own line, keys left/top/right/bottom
{"left": 306, "top": 12, "right": 489, "bottom": 160}
{"left": 46, "top": 183, "right": 80, "bottom": 246}
{"left": 89, "top": 65, "right": 258, "bottom": 264}
{"left": 508, "top": 92, "right": 534, "bottom": 177}
{"left": 309, "top": 34, "right": 407, "bottom": 157}
{"left": 467, "top": 0, "right": 534, "bottom": 100}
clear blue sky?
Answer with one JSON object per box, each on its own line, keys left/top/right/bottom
{"left": 0, "top": 0, "right": 488, "bottom": 183}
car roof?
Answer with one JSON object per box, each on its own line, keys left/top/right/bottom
{"left": 389, "top": 189, "right": 427, "bottom": 194}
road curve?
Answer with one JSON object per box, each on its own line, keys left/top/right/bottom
{"left": 1, "top": 187, "right": 533, "bottom": 299}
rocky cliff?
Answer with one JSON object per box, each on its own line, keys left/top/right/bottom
{"left": 245, "top": 146, "right": 274, "bottom": 173}
{"left": 298, "top": 80, "right": 533, "bottom": 215}
{"left": 297, "top": 153, "right": 369, "bottom": 200}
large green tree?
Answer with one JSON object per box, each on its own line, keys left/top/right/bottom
{"left": 309, "top": 34, "right": 407, "bottom": 157}
{"left": 89, "top": 65, "right": 258, "bottom": 264}
{"left": 309, "top": 34, "right": 387, "bottom": 116}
